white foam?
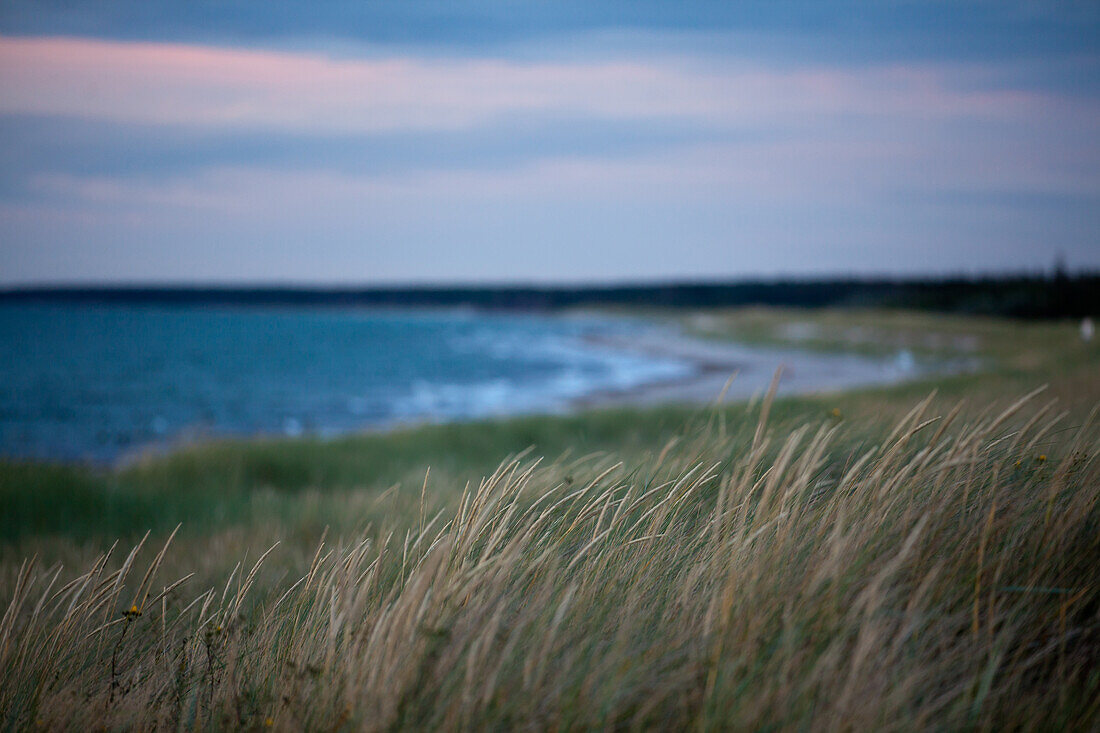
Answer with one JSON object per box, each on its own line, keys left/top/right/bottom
{"left": 388, "top": 323, "right": 695, "bottom": 424}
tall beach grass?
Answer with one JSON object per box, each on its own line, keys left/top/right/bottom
{"left": 2, "top": 384, "right": 1098, "bottom": 730}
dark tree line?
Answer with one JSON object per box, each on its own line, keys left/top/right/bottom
{"left": 2, "top": 273, "right": 1098, "bottom": 319}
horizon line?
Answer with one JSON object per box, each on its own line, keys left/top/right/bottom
{"left": 3, "top": 267, "right": 1095, "bottom": 294}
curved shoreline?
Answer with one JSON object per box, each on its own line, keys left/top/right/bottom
{"left": 573, "top": 324, "right": 933, "bottom": 409}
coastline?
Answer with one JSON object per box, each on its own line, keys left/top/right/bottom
{"left": 573, "top": 324, "right": 927, "bottom": 409}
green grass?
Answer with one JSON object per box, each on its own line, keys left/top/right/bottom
{"left": 1, "top": 307, "right": 1098, "bottom": 729}
{"left": 1, "top": 406, "right": 695, "bottom": 545}
{"left": 673, "top": 306, "right": 1088, "bottom": 361}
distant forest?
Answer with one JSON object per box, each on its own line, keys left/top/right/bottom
{"left": 2, "top": 273, "right": 1098, "bottom": 319}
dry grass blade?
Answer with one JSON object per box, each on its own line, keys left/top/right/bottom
{"left": 1, "top": 389, "right": 1097, "bottom": 730}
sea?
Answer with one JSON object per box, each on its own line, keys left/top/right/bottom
{"left": 0, "top": 304, "right": 696, "bottom": 463}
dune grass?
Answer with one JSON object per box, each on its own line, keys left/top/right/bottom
{"left": 2, "top": 382, "right": 1098, "bottom": 730}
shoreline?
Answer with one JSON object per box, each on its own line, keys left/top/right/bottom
{"left": 572, "top": 324, "right": 930, "bottom": 409}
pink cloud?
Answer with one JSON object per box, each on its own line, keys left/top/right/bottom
{"left": 0, "top": 35, "right": 1070, "bottom": 134}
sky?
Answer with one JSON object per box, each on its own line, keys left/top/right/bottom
{"left": 1, "top": 1, "right": 1098, "bottom": 285}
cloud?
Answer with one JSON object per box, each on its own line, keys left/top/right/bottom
{"left": 0, "top": 36, "right": 1075, "bottom": 136}
{"left": 2, "top": 1, "right": 1098, "bottom": 64}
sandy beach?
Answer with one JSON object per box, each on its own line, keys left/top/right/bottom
{"left": 577, "top": 325, "right": 934, "bottom": 409}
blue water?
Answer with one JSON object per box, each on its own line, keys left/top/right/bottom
{"left": 0, "top": 304, "right": 693, "bottom": 463}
